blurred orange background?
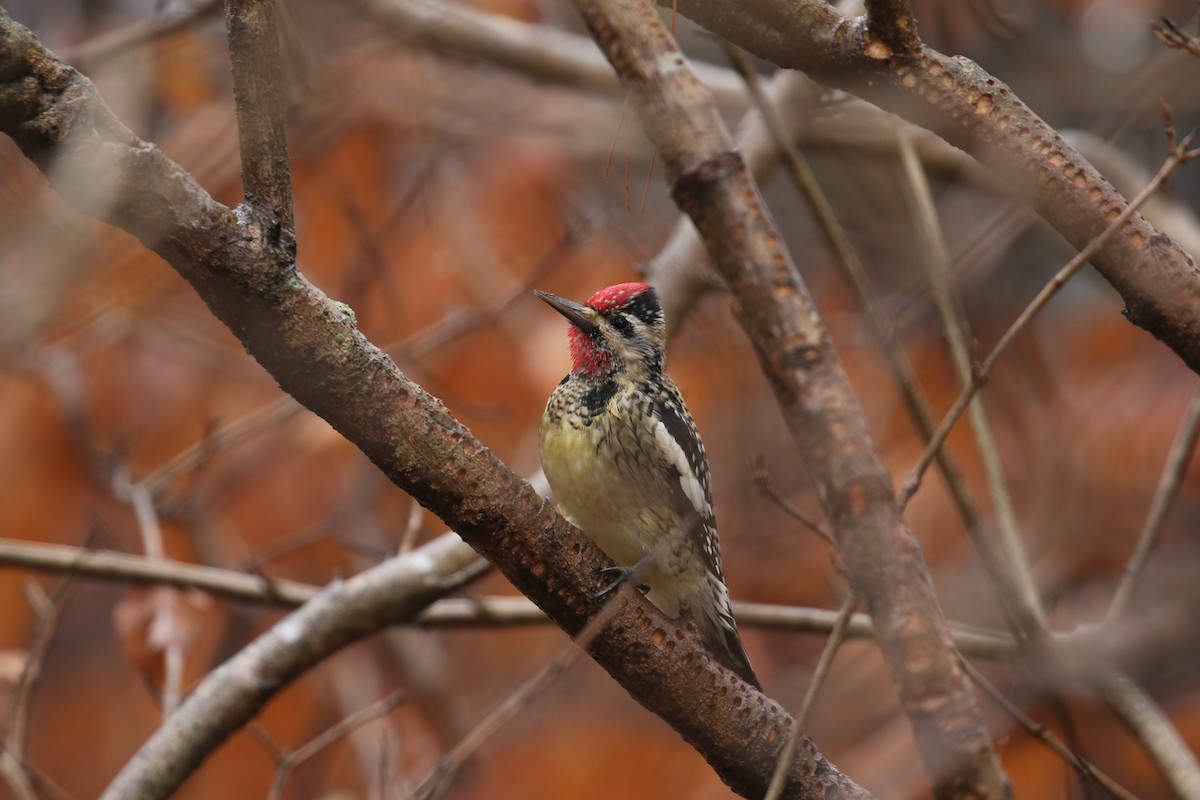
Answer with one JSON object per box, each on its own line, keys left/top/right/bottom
{"left": 3, "top": 0, "right": 1200, "bottom": 797}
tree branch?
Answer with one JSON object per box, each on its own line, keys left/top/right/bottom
{"left": 0, "top": 10, "right": 862, "bottom": 799}
{"left": 350, "top": 0, "right": 747, "bottom": 103}
{"left": 667, "top": 0, "right": 1200, "bottom": 375}
{"left": 101, "top": 534, "right": 482, "bottom": 799}
{"left": 0, "top": 537, "right": 1019, "bottom": 657}
{"left": 225, "top": 0, "right": 294, "bottom": 233}
{"left": 572, "top": 0, "right": 1009, "bottom": 796}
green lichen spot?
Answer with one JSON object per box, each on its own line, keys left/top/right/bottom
{"left": 333, "top": 301, "right": 357, "bottom": 329}
{"left": 285, "top": 274, "right": 302, "bottom": 292}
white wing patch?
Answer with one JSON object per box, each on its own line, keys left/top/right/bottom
{"left": 654, "top": 418, "right": 710, "bottom": 519}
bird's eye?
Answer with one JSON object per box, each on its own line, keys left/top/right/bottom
{"left": 609, "top": 314, "right": 633, "bottom": 336}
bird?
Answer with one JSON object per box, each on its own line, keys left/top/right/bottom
{"left": 535, "top": 282, "right": 759, "bottom": 688}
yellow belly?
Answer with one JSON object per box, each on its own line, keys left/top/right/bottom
{"left": 539, "top": 416, "right": 651, "bottom": 568}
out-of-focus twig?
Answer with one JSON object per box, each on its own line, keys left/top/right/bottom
{"left": 751, "top": 457, "right": 834, "bottom": 544}
{"left": 100, "top": 534, "right": 483, "bottom": 800}
{"left": 411, "top": 584, "right": 632, "bottom": 800}
{"left": 0, "top": 750, "right": 36, "bottom": 800}
{"left": 1153, "top": 15, "right": 1200, "bottom": 59}
{"left": 0, "top": 538, "right": 318, "bottom": 606}
{"left": 899, "top": 122, "right": 1200, "bottom": 506}
{"left": 65, "top": 0, "right": 222, "bottom": 71}
{"left": 259, "top": 691, "right": 407, "bottom": 800}
{"left": 1106, "top": 384, "right": 1200, "bottom": 622}
{"left": 3, "top": 574, "right": 77, "bottom": 796}
{"left": 893, "top": 120, "right": 1045, "bottom": 632}
{"left": 665, "top": 0, "right": 1200, "bottom": 374}
{"left": 1099, "top": 671, "right": 1200, "bottom": 799}
{"left": 0, "top": 539, "right": 1022, "bottom": 658}
{"left": 962, "top": 660, "right": 1139, "bottom": 800}
{"left": 765, "top": 594, "right": 859, "bottom": 800}
{"left": 723, "top": 42, "right": 1037, "bottom": 637}
{"left": 350, "top": 0, "right": 746, "bottom": 103}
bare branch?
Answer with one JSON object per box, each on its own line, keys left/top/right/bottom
{"left": 1107, "top": 384, "right": 1200, "bottom": 621}
{"left": 722, "top": 42, "right": 1038, "bottom": 634}
{"left": 0, "top": 12, "right": 846, "bottom": 799}
{"left": 765, "top": 595, "right": 859, "bottom": 800}
{"left": 0, "top": 537, "right": 1020, "bottom": 658}
{"left": 1100, "top": 671, "right": 1200, "bottom": 799}
{"left": 3, "top": 575, "right": 76, "bottom": 790}
{"left": 350, "top": 0, "right": 746, "bottom": 103}
{"left": 100, "top": 534, "right": 483, "bottom": 800}
{"left": 0, "top": 537, "right": 321, "bottom": 606}
{"left": 899, "top": 140, "right": 1198, "bottom": 506}
{"left": 962, "top": 661, "right": 1139, "bottom": 800}
{"left": 893, "top": 121, "right": 1044, "bottom": 631}
{"left": 225, "top": 0, "right": 295, "bottom": 232}
{"left": 666, "top": 0, "right": 1200, "bottom": 374}
{"left": 1153, "top": 16, "right": 1200, "bottom": 59}
{"left": 573, "top": 0, "right": 1008, "bottom": 795}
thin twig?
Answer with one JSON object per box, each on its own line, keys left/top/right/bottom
{"left": 409, "top": 588, "right": 632, "bottom": 800}
{"left": 143, "top": 396, "right": 303, "bottom": 495}
{"left": 0, "top": 539, "right": 318, "bottom": 607}
{"left": 1099, "top": 671, "right": 1200, "bottom": 799}
{"left": 893, "top": 120, "right": 1045, "bottom": 631}
{"left": 1106, "top": 383, "right": 1200, "bottom": 621}
{"left": 1153, "top": 16, "right": 1200, "bottom": 58}
{"left": 0, "top": 537, "right": 1020, "bottom": 657}
{"left": 899, "top": 128, "right": 1200, "bottom": 507}
{"left": 0, "top": 750, "right": 36, "bottom": 800}
{"left": 349, "top": 0, "right": 746, "bottom": 101}
{"left": 264, "top": 691, "right": 407, "bottom": 800}
{"left": 751, "top": 457, "right": 834, "bottom": 544}
{"left": 66, "top": 0, "right": 222, "bottom": 70}
{"left": 765, "top": 594, "right": 860, "bottom": 800}
{"left": 5, "top": 568, "right": 81, "bottom": 758}
{"left": 961, "top": 659, "right": 1139, "bottom": 800}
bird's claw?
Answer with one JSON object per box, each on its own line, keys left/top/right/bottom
{"left": 595, "top": 566, "right": 648, "bottom": 600}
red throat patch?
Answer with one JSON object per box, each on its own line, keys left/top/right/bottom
{"left": 568, "top": 326, "right": 610, "bottom": 375}
{"left": 586, "top": 282, "right": 649, "bottom": 312}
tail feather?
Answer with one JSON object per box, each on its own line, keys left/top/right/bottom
{"left": 701, "top": 611, "right": 760, "bottom": 689}
{"left": 688, "top": 579, "right": 760, "bottom": 689}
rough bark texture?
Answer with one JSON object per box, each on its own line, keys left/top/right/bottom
{"left": 668, "top": 0, "right": 1200, "bottom": 375}
{"left": 574, "top": 0, "right": 1011, "bottom": 797}
{"left": 0, "top": 10, "right": 868, "bottom": 800}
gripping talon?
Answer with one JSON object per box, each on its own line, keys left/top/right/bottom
{"left": 594, "top": 566, "right": 648, "bottom": 599}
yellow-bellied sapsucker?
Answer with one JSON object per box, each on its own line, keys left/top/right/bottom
{"left": 536, "top": 282, "right": 759, "bottom": 688}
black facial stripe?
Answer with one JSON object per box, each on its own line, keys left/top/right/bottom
{"left": 620, "top": 288, "right": 662, "bottom": 327}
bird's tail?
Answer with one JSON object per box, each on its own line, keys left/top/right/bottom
{"left": 690, "top": 579, "right": 760, "bottom": 689}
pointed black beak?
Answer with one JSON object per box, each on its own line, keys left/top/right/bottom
{"left": 535, "top": 290, "right": 599, "bottom": 336}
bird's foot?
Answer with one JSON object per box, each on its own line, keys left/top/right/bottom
{"left": 595, "top": 566, "right": 649, "bottom": 600}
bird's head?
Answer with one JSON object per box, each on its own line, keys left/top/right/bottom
{"left": 535, "top": 282, "right": 666, "bottom": 379}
